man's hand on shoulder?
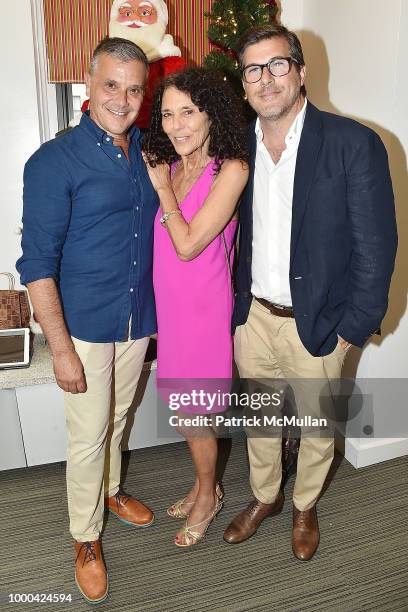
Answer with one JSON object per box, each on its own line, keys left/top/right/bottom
{"left": 53, "top": 348, "right": 87, "bottom": 394}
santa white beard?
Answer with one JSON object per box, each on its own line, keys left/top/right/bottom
{"left": 109, "top": 19, "right": 180, "bottom": 62}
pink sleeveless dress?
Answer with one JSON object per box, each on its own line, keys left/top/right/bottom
{"left": 153, "top": 161, "right": 237, "bottom": 410}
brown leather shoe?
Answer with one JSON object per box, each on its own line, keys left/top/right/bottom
{"left": 105, "top": 489, "right": 154, "bottom": 527}
{"left": 292, "top": 505, "right": 320, "bottom": 561}
{"left": 74, "top": 540, "right": 108, "bottom": 604}
{"left": 223, "top": 491, "right": 284, "bottom": 544}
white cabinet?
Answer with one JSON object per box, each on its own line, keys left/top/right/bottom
{"left": 10, "top": 366, "right": 180, "bottom": 469}
{"left": 0, "top": 389, "right": 27, "bottom": 470}
{"left": 16, "top": 383, "right": 67, "bottom": 466}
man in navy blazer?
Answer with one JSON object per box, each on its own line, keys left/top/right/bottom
{"left": 223, "top": 24, "right": 397, "bottom": 560}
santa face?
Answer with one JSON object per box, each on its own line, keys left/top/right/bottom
{"left": 110, "top": 0, "right": 168, "bottom": 61}
{"left": 85, "top": 53, "right": 147, "bottom": 138}
{"left": 116, "top": 1, "right": 158, "bottom": 28}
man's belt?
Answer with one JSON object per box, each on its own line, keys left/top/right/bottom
{"left": 255, "top": 297, "right": 294, "bottom": 318}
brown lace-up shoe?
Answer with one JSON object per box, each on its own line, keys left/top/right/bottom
{"left": 105, "top": 489, "right": 154, "bottom": 527}
{"left": 74, "top": 540, "right": 108, "bottom": 604}
{"left": 292, "top": 505, "right": 320, "bottom": 561}
{"left": 223, "top": 491, "right": 284, "bottom": 544}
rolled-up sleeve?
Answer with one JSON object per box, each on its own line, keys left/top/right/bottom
{"left": 16, "top": 145, "right": 72, "bottom": 285}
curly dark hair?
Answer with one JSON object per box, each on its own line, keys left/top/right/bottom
{"left": 143, "top": 68, "right": 249, "bottom": 173}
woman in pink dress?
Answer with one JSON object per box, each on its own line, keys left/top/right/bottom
{"left": 143, "top": 69, "right": 248, "bottom": 547}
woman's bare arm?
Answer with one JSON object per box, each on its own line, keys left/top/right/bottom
{"left": 148, "top": 159, "right": 248, "bottom": 260}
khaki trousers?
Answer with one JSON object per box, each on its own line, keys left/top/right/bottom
{"left": 64, "top": 336, "right": 149, "bottom": 542}
{"left": 234, "top": 299, "right": 347, "bottom": 511}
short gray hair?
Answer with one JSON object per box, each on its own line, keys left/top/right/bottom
{"left": 89, "top": 36, "right": 148, "bottom": 75}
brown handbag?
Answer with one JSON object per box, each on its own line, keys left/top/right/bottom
{"left": 0, "top": 272, "right": 31, "bottom": 330}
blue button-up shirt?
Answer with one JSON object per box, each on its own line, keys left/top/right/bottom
{"left": 16, "top": 112, "right": 159, "bottom": 342}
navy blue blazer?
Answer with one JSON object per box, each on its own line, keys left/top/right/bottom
{"left": 233, "top": 102, "right": 398, "bottom": 356}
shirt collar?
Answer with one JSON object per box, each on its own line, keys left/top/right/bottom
{"left": 255, "top": 98, "right": 308, "bottom": 145}
{"left": 78, "top": 110, "right": 141, "bottom": 144}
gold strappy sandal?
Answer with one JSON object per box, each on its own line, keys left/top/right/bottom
{"left": 166, "top": 497, "right": 194, "bottom": 519}
{"left": 167, "top": 483, "right": 223, "bottom": 519}
{"left": 174, "top": 497, "right": 223, "bottom": 548}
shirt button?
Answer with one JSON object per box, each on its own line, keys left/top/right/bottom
{"left": 133, "top": 261, "right": 137, "bottom": 266}
{"left": 136, "top": 206, "right": 139, "bottom": 211}
{"left": 106, "top": 137, "right": 110, "bottom": 142}
{"left": 134, "top": 233, "right": 138, "bottom": 238}
{"left": 97, "top": 142, "right": 101, "bottom": 147}
{"left": 117, "top": 153, "right": 122, "bottom": 158}
{"left": 130, "top": 288, "right": 134, "bottom": 293}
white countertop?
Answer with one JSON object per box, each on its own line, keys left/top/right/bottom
{"left": 0, "top": 335, "right": 156, "bottom": 391}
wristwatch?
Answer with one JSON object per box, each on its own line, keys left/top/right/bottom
{"left": 160, "top": 210, "right": 182, "bottom": 226}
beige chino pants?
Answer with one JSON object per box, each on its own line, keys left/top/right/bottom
{"left": 234, "top": 299, "right": 347, "bottom": 511}
{"left": 64, "top": 335, "right": 149, "bottom": 542}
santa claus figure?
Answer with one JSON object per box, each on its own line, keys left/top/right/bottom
{"left": 78, "top": 0, "right": 186, "bottom": 129}
{"left": 110, "top": 0, "right": 181, "bottom": 62}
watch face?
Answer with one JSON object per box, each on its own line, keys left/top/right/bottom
{"left": 160, "top": 210, "right": 180, "bottom": 226}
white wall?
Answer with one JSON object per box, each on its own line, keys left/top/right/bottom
{"left": 1, "top": 1, "right": 41, "bottom": 283}
{"left": 1, "top": 0, "right": 58, "bottom": 289}
{"left": 280, "top": 0, "right": 408, "bottom": 465}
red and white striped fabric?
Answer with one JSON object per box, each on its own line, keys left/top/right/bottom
{"left": 43, "top": 0, "right": 214, "bottom": 83}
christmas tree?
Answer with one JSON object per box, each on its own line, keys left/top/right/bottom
{"left": 204, "top": 0, "right": 277, "bottom": 89}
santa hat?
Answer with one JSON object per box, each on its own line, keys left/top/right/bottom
{"left": 110, "top": 0, "right": 168, "bottom": 26}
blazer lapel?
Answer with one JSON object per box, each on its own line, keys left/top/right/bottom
{"left": 240, "top": 121, "right": 257, "bottom": 239}
{"left": 290, "top": 103, "right": 323, "bottom": 266}
{"left": 248, "top": 120, "right": 257, "bottom": 180}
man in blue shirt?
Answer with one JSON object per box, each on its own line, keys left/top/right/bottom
{"left": 17, "top": 37, "right": 159, "bottom": 604}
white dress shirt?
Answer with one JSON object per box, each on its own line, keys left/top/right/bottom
{"left": 251, "top": 99, "right": 307, "bottom": 307}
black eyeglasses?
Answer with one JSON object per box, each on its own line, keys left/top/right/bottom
{"left": 242, "top": 56, "right": 298, "bottom": 83}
